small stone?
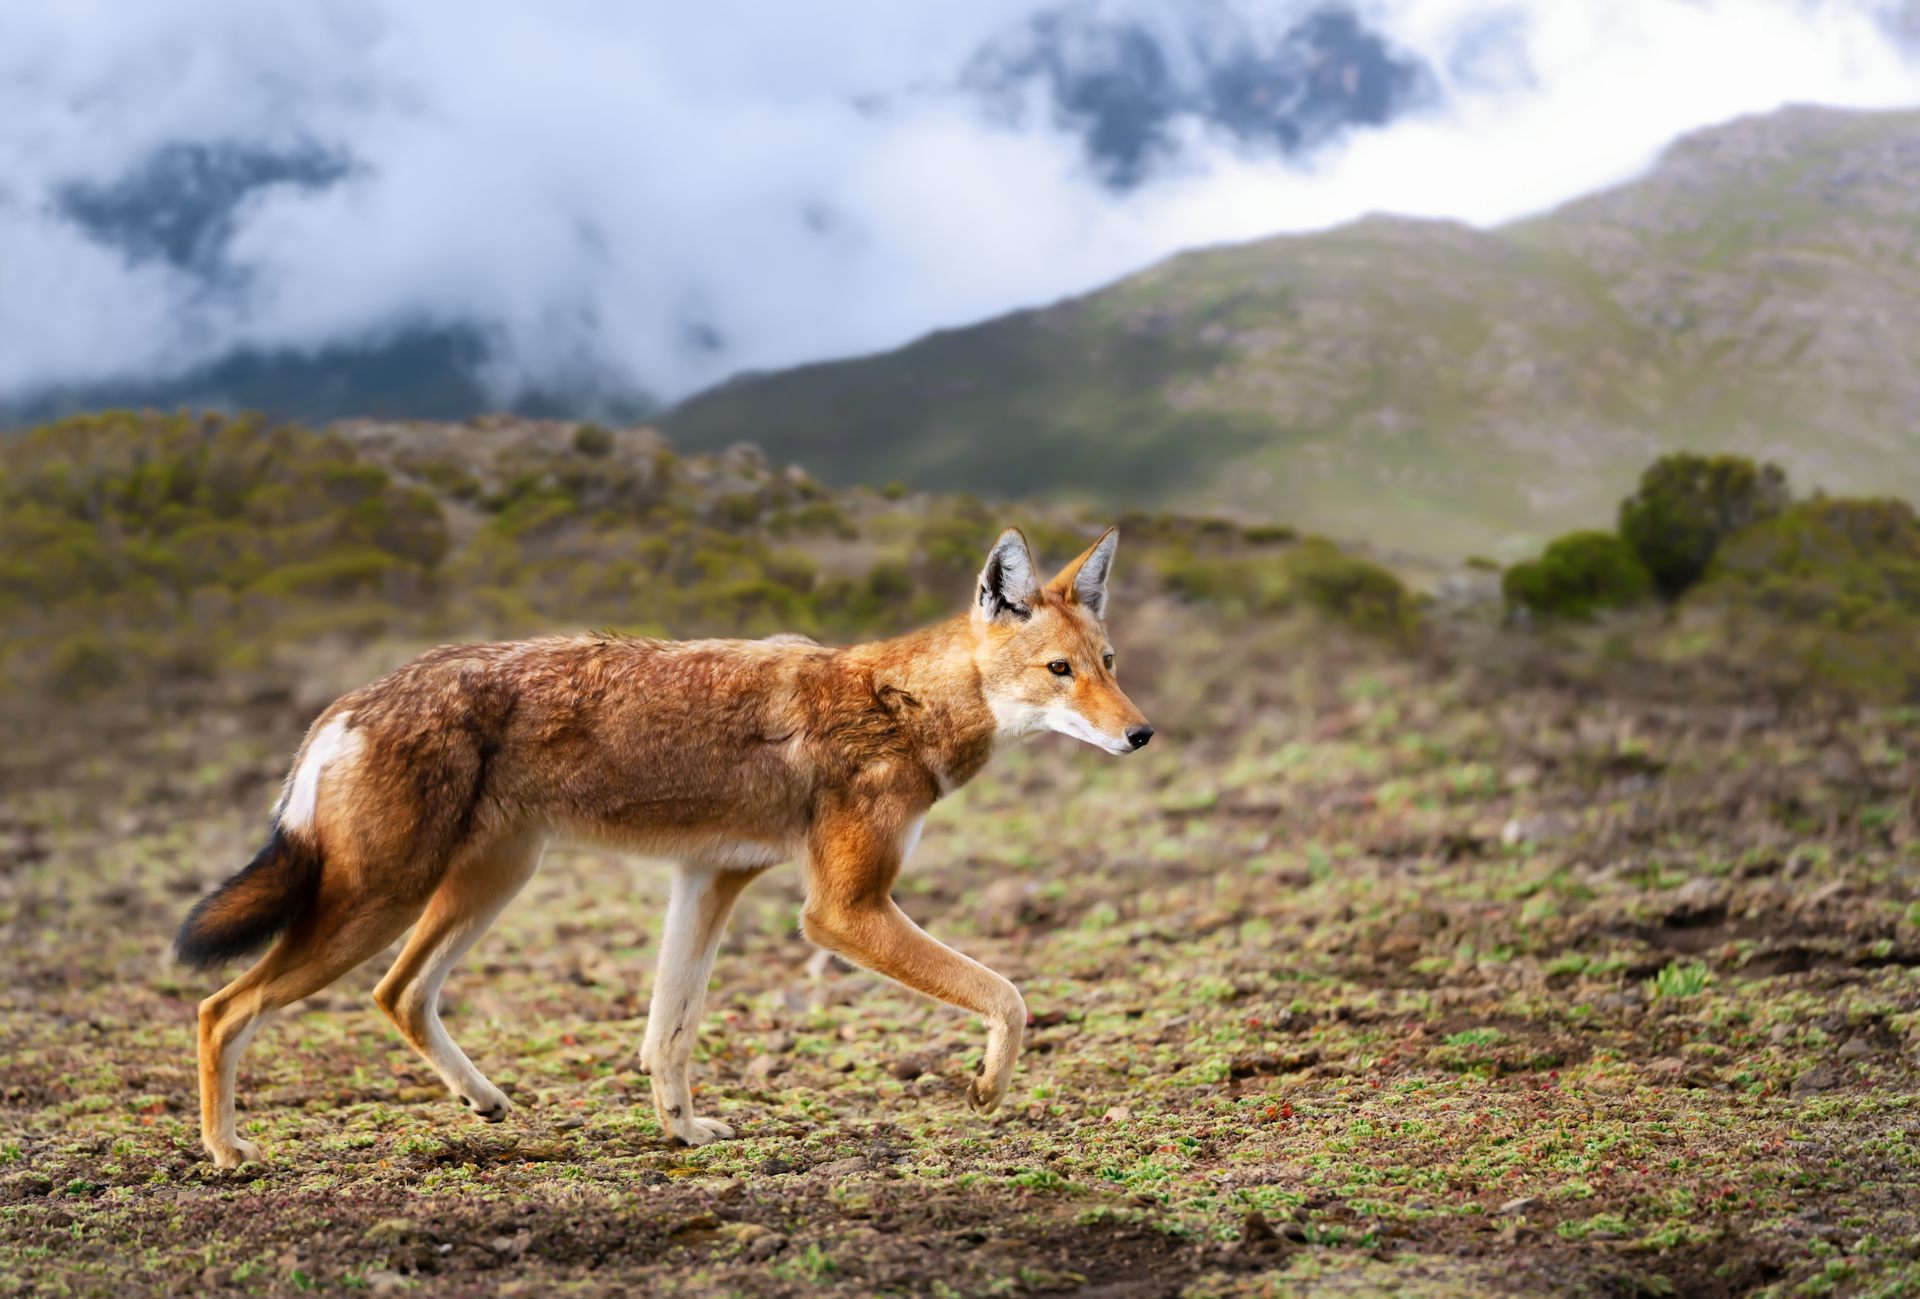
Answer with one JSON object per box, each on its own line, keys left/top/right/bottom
{"left": 886, "top": 1058, "right": 924, "bottom": 1082}
{"left": 1103, "top": 1105, "right": 1132, "bottom": 1123}
{"left": 360, "top": 1218, "right": 421, "bottom": 1246}
{"left": 977, "top": 878, "right": 1035, "bottom": 935}
{"left": 866, "top": 1142, "right": 905, "bottom": 1168}
{"left": 1500, "top": 813, "right": 1573, "bottom": 847}
{"left": 1238, "top": 1209, "right": 1288, "bottom": 1255}
{"left": 1837, "top": 1036, "right": 1874, "bottom": 1062}
{"left": 552, "top": 1116, "right": 586, "bottom": 1131}
{"left": 747, "top": 1055, "right": 786, "bottom": 1081}
{"left": 1792, "top": 1065, "right": 1843, "bottom": 1096}
{"left": 1667, "top": 877, "right": 1729, "bottom": 924}
{"left": 365, "top": 1270, "right": 407, "bottom": 1295}
{"left": 1500, "top": 1197, "right": 1539, "bottom": 1216}
{"left": 745, "top": 1230, "right": 789, "bottom": 1262}
{"left": 814, "top": 1156, "right": 868, "bottom": 1178}
{"left": 759, "top": 1157, "right": 799, "bottom": 1176}
{"left": 1769, "top": 1022, "right": 1795, "bottom": 1044}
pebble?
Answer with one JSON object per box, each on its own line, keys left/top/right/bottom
{"left": 814, "top": 1156, "right": 868, "bottom": 1178}
{"left": 744, "top": 1229, "right": 789, "bottom": 1262}
{"left": 1500, "top": 813, "right": 1573, "bottom": 847}
{"left": 976, "top": 878, "right": 1034, "bottom": 935}
{"left": 1791, "top": 1065, "right": 1843, "bottom": 1096}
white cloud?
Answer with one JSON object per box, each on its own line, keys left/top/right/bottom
{"left": 1, "top": 0, "right": 1917, "bottom": 407}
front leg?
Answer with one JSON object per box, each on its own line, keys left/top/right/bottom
{"left": 802, "top": 806, "right": 1028, "bottom": 1113}
{"left": 641, "top": 864, "right": 759, "bottom": 1145}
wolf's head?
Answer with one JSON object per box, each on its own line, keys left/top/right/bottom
{"left": 969, "top": 527, "right": 1152, "bottom": 755}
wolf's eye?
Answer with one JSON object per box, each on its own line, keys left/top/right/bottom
{"left": 1103, "top": 652, "right": 1114, "bottom": 671}
{"left": 1047, "top": 659, "right": 1072, "bottom": 676}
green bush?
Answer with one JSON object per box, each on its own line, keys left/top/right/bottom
{"left": 1285, "top": 540, "right": 1417, "bottom": 639}
{"left": 1618, "top": 453, "right": 1789, "bottom": 598}
{"left": 247, "top": 547, "right": 408, "bottom": 598}
{"left": 572, "top": 423, "right": 614, "bottom": 457}
{"left": 1502, "top": 531, "right": 1653, "bottom": 620}
{"left": 1701, "top": 497, "right": 1920, "bottom": 628}
{"left": 1157, "top": 540, "right": 1415, "bottom": 639}
{"left": 714, "top": 492, "right": 763, "bottom": 527}
{"left": 48, "top": 634, "right": 122, "bottom": 700}
{"left": 866, "top": 560, "right": 914, "bottom": 604}
{"left": 1669, "top": 497, "right": 1920, "bottom": 699}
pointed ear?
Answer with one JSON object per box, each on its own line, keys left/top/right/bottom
{"left": 975, "top": 528, "right": 1039, "bottom": 623}
{"left": 1047, "top": 526, "right": 1119, "bottom": 621}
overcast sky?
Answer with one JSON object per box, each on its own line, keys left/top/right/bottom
{"left": 4, "top": 0, "right": 1919, "bottom": 411}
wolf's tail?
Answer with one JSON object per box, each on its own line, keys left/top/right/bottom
{"left": 173, "top": 827, "right": 324, "bottom": 969}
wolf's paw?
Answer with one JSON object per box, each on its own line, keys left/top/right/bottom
{"left": 965, "top": 1075, "right": 1006, "bottom": 1115}
{"left": 208, "top": 1137, "right": 262, "bottom": 1170}
{"left": 457, "top": 1085, "right": 512, "bottom": 1123}
{"left": 670, "top": 1116, "right": 736, "bottom": 1146}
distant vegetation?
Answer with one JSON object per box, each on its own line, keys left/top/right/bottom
{"left": 0, "top": 411, "right": 1416, "bottom": 705}
{"left": 10, "top": 412, "right": 1920, "bottom": 709}
{"left": 1617, "top": 454, "right": 1790, "bottom": 599}
{"left": 1500, "top": 531, "right": 1651, "bottom": 622}
{"left": 1502, "top": 451, "right": 1920, "bottom": 700}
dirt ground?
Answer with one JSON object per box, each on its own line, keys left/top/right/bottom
{"left": 4, "top": 611, "right": 1919, "bottom": 1297}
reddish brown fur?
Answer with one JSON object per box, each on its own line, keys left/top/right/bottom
{"left": 183, "top": 528, "right": 1150, "bottom": 1167}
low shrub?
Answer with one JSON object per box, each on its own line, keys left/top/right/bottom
{"left": 1285, "top": 539, "right": 1417, "bottom": 640}
{"left": 1158, "top": 540, "right": 1415, "bottom": 639}
{"left": 571, "top": 423, "right": 614, "bottom": 457}
{"left": 1617, "top": 453, "right": 1789, "bottom": 598}
{"left": 1502, "top": 531, "right": 1653, "bottom": 620}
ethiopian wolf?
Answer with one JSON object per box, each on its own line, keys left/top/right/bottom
{"left": 176, "top": 527, "right": 1152, "bottom": 1168}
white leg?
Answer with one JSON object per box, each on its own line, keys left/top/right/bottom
{"left": 374, "top": 839, "right": 543, "bottom": 1120}
{"left": 203, "top": 1008, "right": 274, "bottom": 1166}
{"left": 641, "top": 864, "right": 756, "bottom": 1145}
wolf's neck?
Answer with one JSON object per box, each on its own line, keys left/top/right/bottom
{"left": 852, "top": 616, "right": 999, "bottom": 796}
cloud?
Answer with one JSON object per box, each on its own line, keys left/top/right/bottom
{"left": 2, "top": 0, "right": 1918, "bottom": 416}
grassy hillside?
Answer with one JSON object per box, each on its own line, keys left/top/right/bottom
{"left": 666, "top": 106, "right": 1920, "bottom": 561}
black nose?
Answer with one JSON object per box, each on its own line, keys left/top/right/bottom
{"left": 1125, "top": 724, "right": 1154, "bottom": 750}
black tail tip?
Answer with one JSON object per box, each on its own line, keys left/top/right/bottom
{"left": 173, "top": 827, "right": 322, "bottom": 970}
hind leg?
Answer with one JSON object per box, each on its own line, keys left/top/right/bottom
{"left": 198, "top": 893, "right": 422, "bottom": 1169}
{"left": 641, "top": 864, "right": 761, "bottom": 1145}
{"left": 373, "top": 833, "right": 544, "bottom": 1120}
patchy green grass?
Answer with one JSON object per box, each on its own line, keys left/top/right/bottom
{"left": 2, "top": 610, "right": 1918, "bottom": 1297}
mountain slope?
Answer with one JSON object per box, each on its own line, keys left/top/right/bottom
{"left": 666, "top": 105, "right": 1920, "bottom": 559}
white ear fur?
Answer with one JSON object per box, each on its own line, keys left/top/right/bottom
{"left": 975, "top": 528, "right": 1039, "bottom": 622}
{"left": 1071, "top": 529, "right": 1119, "bottom": 621}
